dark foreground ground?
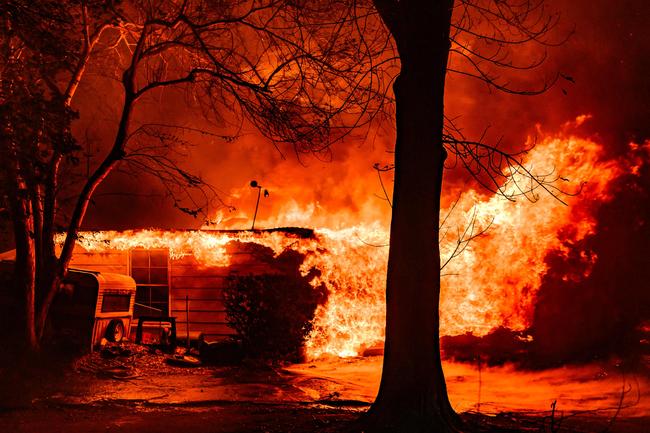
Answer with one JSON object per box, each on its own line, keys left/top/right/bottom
{"left": 1, "top": 404, "right": 359, "bottom": 433}
{"left": 0, "top": 344, "right": 648, "bottom": 432}
{"left": 2, "top": 402, "right": 649, "bottom": 433}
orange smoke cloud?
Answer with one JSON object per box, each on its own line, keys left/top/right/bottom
{"left": 69, "top": 120, "right": 630, "bottom": 359}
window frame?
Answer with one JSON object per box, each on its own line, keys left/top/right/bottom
{"left": 128, "top": 248, "right": 170, "bottom": 317}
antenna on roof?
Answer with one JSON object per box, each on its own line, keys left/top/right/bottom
{"left": 250, "top": 180, "right": 269, "bottom": 230}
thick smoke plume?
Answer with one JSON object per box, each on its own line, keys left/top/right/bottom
{"left": 49, "top": 0, "right": 650, "bottom": 366}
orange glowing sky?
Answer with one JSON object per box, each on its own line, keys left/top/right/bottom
{"left": 36, "top": 0, "right": 650, "bottom": 362}
{"left": 69, "top": 0, "right": 649, "bottom": 233}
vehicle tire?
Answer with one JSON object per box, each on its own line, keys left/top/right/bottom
{"left": 106, "top": 319, "right": 125, "bottom": 343}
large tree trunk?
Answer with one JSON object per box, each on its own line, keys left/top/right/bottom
{"left": 365, "top": 1, "right": 459, "bottom": 431}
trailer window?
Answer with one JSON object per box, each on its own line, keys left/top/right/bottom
{"left": 130, "top": 249, "right": 169, "bottom": 317}
{"left": 101, "top": 294, "right": 131, "bottom": 312}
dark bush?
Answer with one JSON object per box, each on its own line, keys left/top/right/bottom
{"left": 441, "top": 327, "right": 531, "bottom": 366}
{"left": 223, "top": 248, "right": 327, "bottom": 363}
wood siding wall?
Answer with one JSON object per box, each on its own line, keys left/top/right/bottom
{"left": 70, "top": 246, "right": 284, "bottom": 341}
{"left": 69, "top": 251, "right": 129, "bottom": 275}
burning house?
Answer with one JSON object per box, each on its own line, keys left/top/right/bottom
{"left": 62, "top": 228, "right": 317, "bottom": 343}
{"left": 1, "top": 133, "right": 648, "bottom": 363}
{"left": 0, "top": 225, "right": 389, "bottom": 358}
{"left": 54, "top": 226, "right": 389, "bottom": 358}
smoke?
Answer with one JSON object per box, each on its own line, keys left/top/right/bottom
{"left": 74, "top": 0, "right": 650, "bottom": 231}
{"left": 530, "top": 142, "right": 650, "bottom": 365}
{"left": 442, "top": 141, "right": 650, "bottom": 367}
{"left": 63, "top": 0, "right": 650, "bottom": 366}
{"left": 443, "top": 0, "right": 650, "bottom": 156}
{"left": 440, "top": 0, "right": 650, "bottom": 366}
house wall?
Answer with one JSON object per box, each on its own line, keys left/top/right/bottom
{"left": 169, "top": 254, "right": 233, "bottom": 339}
{"left": 169, "top": 250, "right": 283, "bottom": 340}
{"left": 69, "top": 244, "right": 282, "bottom": 342}
{"left": 69, "top": 250, "right": 129, "bottom": 274}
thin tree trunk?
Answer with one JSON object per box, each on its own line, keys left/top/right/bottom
{"left": 39, "top": 93, "right": 134, "bottom": 340}
{"left": 1, "top": 4, "right": 109, "bottom": 352}
{"left": 57, "top": 94, "right": 134, "bottom": 274}
{"left": 56, "top": 28, "right": 143, "bottom": 275}
{"left": 365, "top": 1, "right": 458, "bottom": 431}
{"left": 39, "top": 31, "right": 142, "bottom": 343}
{"left": 35, "top": 274, "right": 59, "bottom": 341}
{"left": 42, "top": 155, "right": 61, "bottom": 262}
{"left": 30, "top": 182, "right": 45, "bottom": 296}
{"left": 11, "top": 196, "right": 38, "bottom": 351}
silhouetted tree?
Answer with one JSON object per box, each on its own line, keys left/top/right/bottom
{"left": 1, "top": 0, "right": 116, "bottom": 349}
{"left": 363, "top": 1, "right": 566, "bottom": 431}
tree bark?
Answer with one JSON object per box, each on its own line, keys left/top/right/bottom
{"left": 364, "top": 1, "right": 459, "bottom": 431}
{"left": 10, "top": 188, "right": 38, "bottom": 351}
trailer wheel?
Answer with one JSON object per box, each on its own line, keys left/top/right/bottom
{"left": 106, "top": 320, "right": 125, "bottom": 343}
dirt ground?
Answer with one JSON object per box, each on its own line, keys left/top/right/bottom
{"left": 3, "top": 404, "right": 649, "bottom": 433}
{"left": 0, "top": 344, "right": 648, "bottom": 432}
{"left": 0, "top": 404, "right": 362, "bottom": 433}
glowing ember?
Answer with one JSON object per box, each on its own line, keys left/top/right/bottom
{"left": 60, "top": 129, "right": 626, "bottom": 359}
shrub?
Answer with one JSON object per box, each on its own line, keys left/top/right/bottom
{"left": 223, "top": 248, "right": 327, "bottom": 363}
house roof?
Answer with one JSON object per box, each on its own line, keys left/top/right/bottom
{"left": 0, "top": 227, "right": 316, "bottom": 261}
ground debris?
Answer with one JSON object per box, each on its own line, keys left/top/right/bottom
{"left": 75, "top": 350, "right": 140, "bottom": 381}
{"left": 74, "top": 343, "right": 157, "bottom": 380}
{"left": 73, "top": 342, "right": 228, "bottom": 384}
{"left": 166, "top": 354, "right": 202, "bottom": 367}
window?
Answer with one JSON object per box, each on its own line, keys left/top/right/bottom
{"left": 130, "top": 249, "right": 169, "bottom": 317}
{"left": 101, "top": 293, "right": 131, "bottom": 313}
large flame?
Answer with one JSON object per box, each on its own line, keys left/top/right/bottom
{"left": 307, "top": 131, "right": 622, "bottom": 357}
{"left": 65, "top": 126, "right": 626, "bottom": 359}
